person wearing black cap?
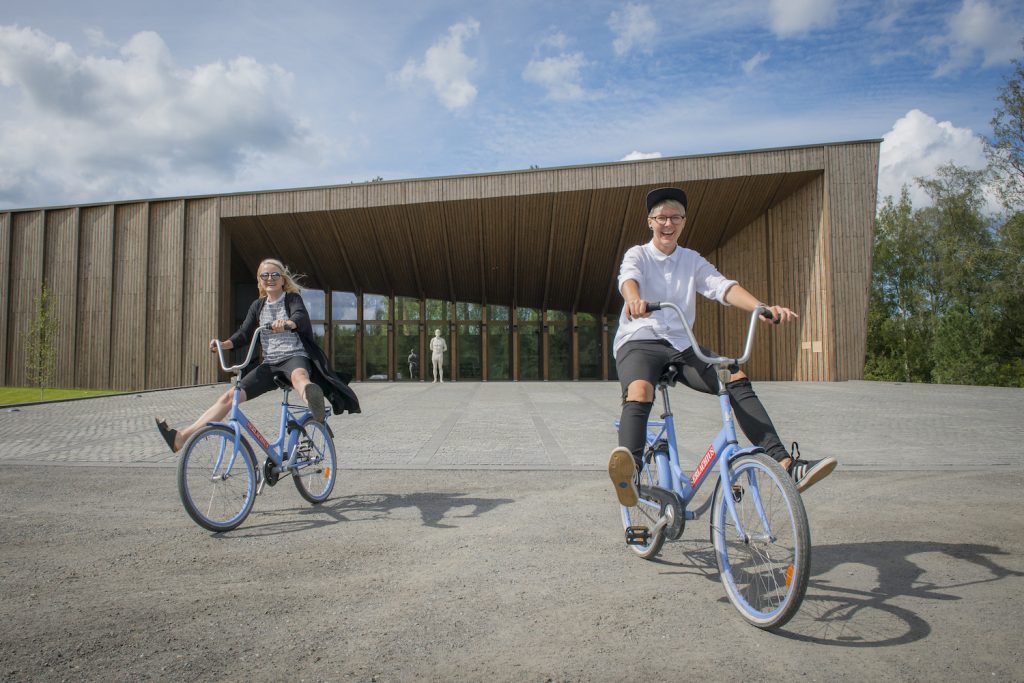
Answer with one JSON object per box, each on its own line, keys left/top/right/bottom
{"left": 608, "top": 187, "right": 837, "bottom": 506}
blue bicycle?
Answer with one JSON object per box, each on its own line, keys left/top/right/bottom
{"left": 177, "top": 325, "right": 338, "bottom": 532}
{"left": 615, "top": 302, "right": 811, "bottom": 629}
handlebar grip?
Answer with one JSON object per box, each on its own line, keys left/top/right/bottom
{"left": 646, "top": 302, "right": 662, "bottom": 311}
{"left": 759, "top": 307, "right": 774, "bottom": 321}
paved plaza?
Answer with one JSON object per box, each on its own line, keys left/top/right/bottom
{"left": 1, "top": 379, "right": 1022, "bottom": 471}
{"left": 2, "top": 380, "right": 1023, "bottom": 681}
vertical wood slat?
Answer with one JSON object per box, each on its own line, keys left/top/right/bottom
{"left": 110, "top": 204, "right": 149, "bottom": 391}
{"left": 826, "top": 143, "right": 879, "bottom": 380}
{"left": 182, "top": 198, "right": 221, "bottom": 385}
{"left": 717, "top": 215, "right": 771, "bottom": 380}
{"left": 767, "top": 178, "right": 827, "bottom": 380}
{"left": 146, "top": 201, "right": 185, "bottom": 389}
{"left": 44, "top": 208, "right": 80, "bottom": 387}
{"left": 76, "top": 206, "right": 115, "bottom": 388}
{"left": 0, "top": 213, "right": 10, "bottom": 385}
{"left": 7, "top": 211, "right": 45, "bottom": 387}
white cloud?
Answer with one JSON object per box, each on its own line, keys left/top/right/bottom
{"left": 742, "top": 51, "right": 771, "bottom": 75}
{"left": 609, "top": 3, "right": 656, "bottom": 56}
{"left": 878, "top": 109, "right": 987, "bottom": 207}
{"left": 0, "top": 24, "right": 316, "bottom": 208}
{"left": 523, "top": 52, "right": 589, "bottom": 101}
{"left": 768, "top": 0, "right": 839, "bottom": 37}
{"left": 931, "top": 0, "right": 1023, "bottom": 76}
{"left": 621, "top": 151, "right": 662, "bottom": 161}
{"left": 397, "top": 19, "right": 480, "bottom": 110}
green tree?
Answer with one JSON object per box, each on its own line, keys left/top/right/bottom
{"left": 865, "top": 188, "right": 934, "bottom": 382}
{"left": 25, "top": 283, "right": 59, "bottom": 400}
{"left": 986, "top": 42, "right": 1024, "bottom": 210}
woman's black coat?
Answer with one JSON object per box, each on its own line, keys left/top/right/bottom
{"left": 228, "top": 293, "right": 360, "bottom": 414}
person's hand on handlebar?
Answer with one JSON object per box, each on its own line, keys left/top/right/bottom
{"left": 624, "top": 298, "right": 651, "bottom": 320}
{"left": 209, "top": 339, "right": 233, "bottom": 353}
{"left": 758, "top": 304, "right": 798, "bottom": 325}
{"left": 270, "top": 319, "right": 295, "bottom": 333}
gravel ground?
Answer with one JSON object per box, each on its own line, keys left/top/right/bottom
{"left": 2, "top": 465, "right": 1023, "bottom": 682}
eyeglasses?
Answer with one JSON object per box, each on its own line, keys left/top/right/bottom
{"left": 259, "top": 272, "right": 282, "bottom": 281}
{"left": 650, "top": 215, "right": 685, "bottom": 226}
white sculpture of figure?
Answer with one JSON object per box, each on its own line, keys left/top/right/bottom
{"left": 429, "top": 329, "right": 448, "bottom": 383}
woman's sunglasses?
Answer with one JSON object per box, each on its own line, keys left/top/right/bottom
{"left": 259, "top": 272, "right": 282, "bottom": 281}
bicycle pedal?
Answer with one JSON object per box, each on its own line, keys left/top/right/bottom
{"left": 625, "top": 526, "right": 651, "bottom": 545}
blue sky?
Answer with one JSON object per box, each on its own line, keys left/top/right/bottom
{"left": 1, "top": 0, "right": 1022, "bottom": 211}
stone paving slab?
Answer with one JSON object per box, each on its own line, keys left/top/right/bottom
{"left": 0, "top": 380, "right": 1021, "bottom": 470}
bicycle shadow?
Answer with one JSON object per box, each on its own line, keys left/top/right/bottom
{"left": 650, "top": 538, "right": 1023, "bottom": 646}
{"left": 775, "top": 540, "right": 1024, "bottom": 646}
{"left": 220, "top": 491, "right": 515, "bottom": 538}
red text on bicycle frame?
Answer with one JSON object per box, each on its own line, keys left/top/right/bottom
{"left": 245, "top": 418, "right": 270, "bottom": 451}
{"left": 691, "top": 444, "right": 716, "bottom": 487}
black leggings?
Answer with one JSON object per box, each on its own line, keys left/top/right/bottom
{"left": 616, "top": 340, "right": 787, "bottom": 466}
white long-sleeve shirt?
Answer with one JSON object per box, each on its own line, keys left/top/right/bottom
{"left": 613, "top": 241, "right": 737, "bottom": 356}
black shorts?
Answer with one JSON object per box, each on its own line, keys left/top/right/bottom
{"left": 238, "top": 356, "right": 312, "bottom": 401}
{"left": 614, "top": 339, "right": 720, "bottom": 399}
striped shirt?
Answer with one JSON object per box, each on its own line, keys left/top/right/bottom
{"left": 259, "top": 297, "right": 308, "bottom": 363}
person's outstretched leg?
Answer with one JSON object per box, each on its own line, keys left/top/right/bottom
{"left": 290, "top": 368, "right": 325, "bottom": 423}
{"left": 726, "top": 375, "right": 836, "bottom": 492}
{"left": 156, "top": 388, "right": 243, "bottom": 452}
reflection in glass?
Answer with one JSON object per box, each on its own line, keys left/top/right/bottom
{"left": 425, "top": 299, "right": 450, "bottom": 320}
{"left": 364, "top": 293, "right": 388, "bottom": 321}
{"left": 332, "top": 324, "right": 357, "bottom": 380}
{"left": 516, "top": 307, "right": 540, "bottom": 322}
{"left": 458, "top": 323, "right": 482, "bottom": 379}
{"left": 519, "top": 323, "right": 541, "bottom": 380}
{"left": 607, "top": 318, "right": 619, "bottom": 381}
{"left": 396, "top": 323, "right": 420, "bottom": 381}
{"left": 332, "top": 291, "right": 357, "bottom": 321}
{"left": 578, "top": 317, "right": 601, "bottom": 379}
{"left": 396, "top": 297, "right": 420, "bottom": 321}
{"left": 487, "top": 322, "right": 510, "bottom": 380}
{"left": 301, "top": 290, "right": 326, "bottom": 320}
{"left": 548, "top": 321, "right": 570, "bottom": 380}
{"left": 364, "top": 323, "right": 388, "bottom": 379}
{"left": 489, "top": 305, "right": 510, "bottom": 322}
{"left": 457, "top": 302, "right": 482, "bottom": 320}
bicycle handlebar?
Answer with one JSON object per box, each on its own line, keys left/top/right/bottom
{"left": 213, "top": 322, "right": 274, "bottom": 375}
{"left": 646, "top": 301, "right": 772, "bottom": 367}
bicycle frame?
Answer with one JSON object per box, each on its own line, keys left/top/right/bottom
{"left": 620, "top": 303, "right": 776, "bottom": 542}
{"left": 206, "top": 326, "right": 323, "bottom": 480}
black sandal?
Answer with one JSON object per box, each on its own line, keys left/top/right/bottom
{"left": 155, "top": 418, "right": 179, "bottom": 453}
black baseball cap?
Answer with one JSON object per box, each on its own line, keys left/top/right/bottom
{"left": 646, "top": 187, "right": 688, "bottom": 213}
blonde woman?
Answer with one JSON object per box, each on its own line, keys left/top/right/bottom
{"left": 156, "top": 258, "right": 360, "bottom": 453}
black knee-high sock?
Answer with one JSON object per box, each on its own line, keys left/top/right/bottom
{"left": 725, "top": 378, "right": 788, "bottom": 462}
{"left": 618, "top": 400, "right": 654, "bottom": 468}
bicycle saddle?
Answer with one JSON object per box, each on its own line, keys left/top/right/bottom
{"left": 658, "top": 362, "right": 683, "bottom": 387}
{"left": 272, "top": 371, "right": 294, "bottom": 390}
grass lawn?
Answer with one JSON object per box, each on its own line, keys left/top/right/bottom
{"left": 0, "top": 387, "right": 124, "bottom": 406}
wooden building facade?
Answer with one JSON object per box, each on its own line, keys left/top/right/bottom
{"left": 0, "top": 140, "right": 880, "bottom": 389}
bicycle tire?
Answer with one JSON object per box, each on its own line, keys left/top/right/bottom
{"left": 711, "top": 452, "right": 810, "bottom": 629}
{"left": 620, "top": 457, "right": 666, "bottom": 559}
{"left": 291, "top": 420, "right": 337, "bottom": 504}
{"left": 177, "top": 425, "right": 258, "bottom": 532}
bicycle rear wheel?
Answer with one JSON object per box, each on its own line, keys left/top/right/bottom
{"left": 711, "top": 452, "right": 810, "bottom": 629}
{"left": 291, "top": 420, "right": 337, "bottom": 504}
{"left": 620, "top": 455, "right": 666, "bottom": 559}
{"left": 177, "top": 425, "right": 257, "bottom": 532}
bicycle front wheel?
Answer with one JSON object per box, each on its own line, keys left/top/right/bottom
{"left": 177, "top": 425, "right": 257, "bottom": 532}
{"left": 711, "top": 452, "right": 810, "bottom": 629}
{"left": 291, "top": 420, "right": 337, "bottom": 504}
